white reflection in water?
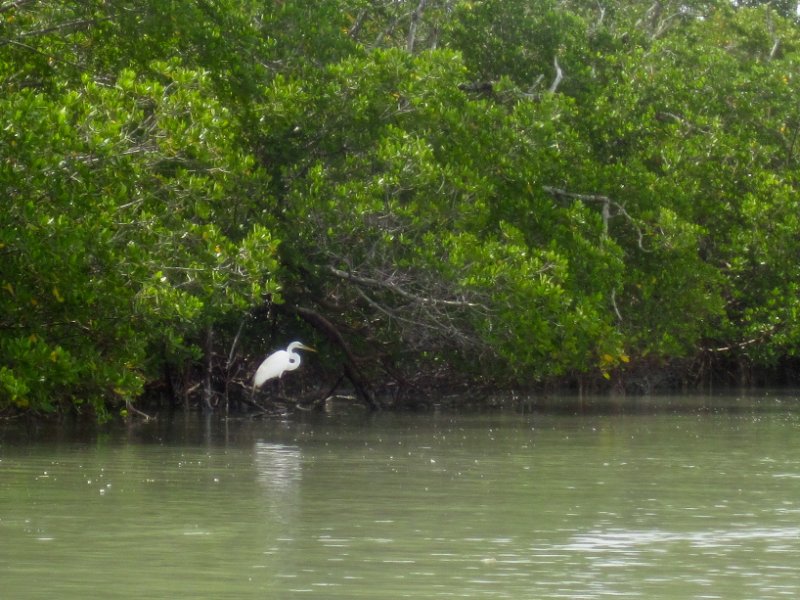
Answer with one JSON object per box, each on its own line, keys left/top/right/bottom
{"left": 565, "top": 526, "right": 800, "bottom": 552}
{"left": 554, "top": 525, "right": 800, "bottom": 598}
{"left": 254, "top": 442, "right": 301, "bottom": 521}
{"left": 254, "top": 442, "right": 301, "bottom": 489}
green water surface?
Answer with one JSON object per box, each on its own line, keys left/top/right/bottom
{"left": 2, "top": 396, "right": 800, "bottom": 599}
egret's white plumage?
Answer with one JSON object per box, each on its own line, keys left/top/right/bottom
{"left": 253, "top": 341, "right": 316, "bottom": 390}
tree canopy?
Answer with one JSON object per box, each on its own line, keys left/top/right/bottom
{"left": 3, "top": 0, "right": 800, "bottom": 417}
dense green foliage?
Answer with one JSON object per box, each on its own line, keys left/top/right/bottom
{"left": 2, "top": 0, "right": 800, "bottom": 416}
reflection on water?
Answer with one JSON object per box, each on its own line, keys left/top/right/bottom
{"left": 567, "top": 525, "right": 800, "bottom": 551}
{"left": 2, "top": 397, "right": 800, "bottom": 599}
{"left": 254, "top": 442, "right": 301, "bottom": 521}
{"left": 254, "top": 442, "right": 302, "bottom": 492}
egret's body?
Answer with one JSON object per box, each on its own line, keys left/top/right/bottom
{"left": 253, "top": 341, "right": 316, "bottom": 390}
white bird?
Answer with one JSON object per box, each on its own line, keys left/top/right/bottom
{"left": 252, "top": 341, "right": 316, "bottom": 391}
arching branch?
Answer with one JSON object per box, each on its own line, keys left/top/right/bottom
{"left": 287, "top": 305, "right": 380, "bottom": 410}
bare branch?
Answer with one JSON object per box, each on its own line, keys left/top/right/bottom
{"left": 0, "top": 0, "right": 35, "bottom": 14}
{"left": 14, "top": 17, "right": 104, "bottom": 39}
{"left": 543, "top": 185, "right": 650, "bottom": 251}
{"left": 594, "top": 1, "right": 606, "bottom": 29}
{"left": 769, "top": 38, "right": 781, "bottom": 60}
{"left": 226, "top": 317, "right": 247, "bottom": 370}
{"left": 706, "top": 324, "right": 777, "bottom": 353}
{"left": 290, "top": 305, "right": 379, "bottom": 409}
{"left": 610, "top": 288, "right": 623, "bottom": 322}
{"left": 406, "top": 0, "right": 427, "bottom": 52}
{"left": 548, "top": 56, "right": 563, "bottom": 94}
{"left": 543, "top": 186, "right": 612, "bottom": 205}
{"left": 373, "top": 14, "right": 401, "bottom": 48}
{"left": 348, "top": 8, "right": 368, "bottom": 38}
{"left": 125, "top": 400, "right": 155, "bottom": 421}
{"left": 765, "top": 6, "right": 780, "bottom": 60}
{"left": 326, "top": 265, "right": 485, "bottom": 309}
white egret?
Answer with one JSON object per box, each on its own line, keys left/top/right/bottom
{"left": 252, "top": 341, "right": 316, "bottom": 391}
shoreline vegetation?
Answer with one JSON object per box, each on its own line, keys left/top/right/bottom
{"left": 4, "top": 1, "right": 800, "bottom": 420}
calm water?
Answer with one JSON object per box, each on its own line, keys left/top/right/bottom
{"left": 2, "top": 396, "right": 800, "bottom": 599}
